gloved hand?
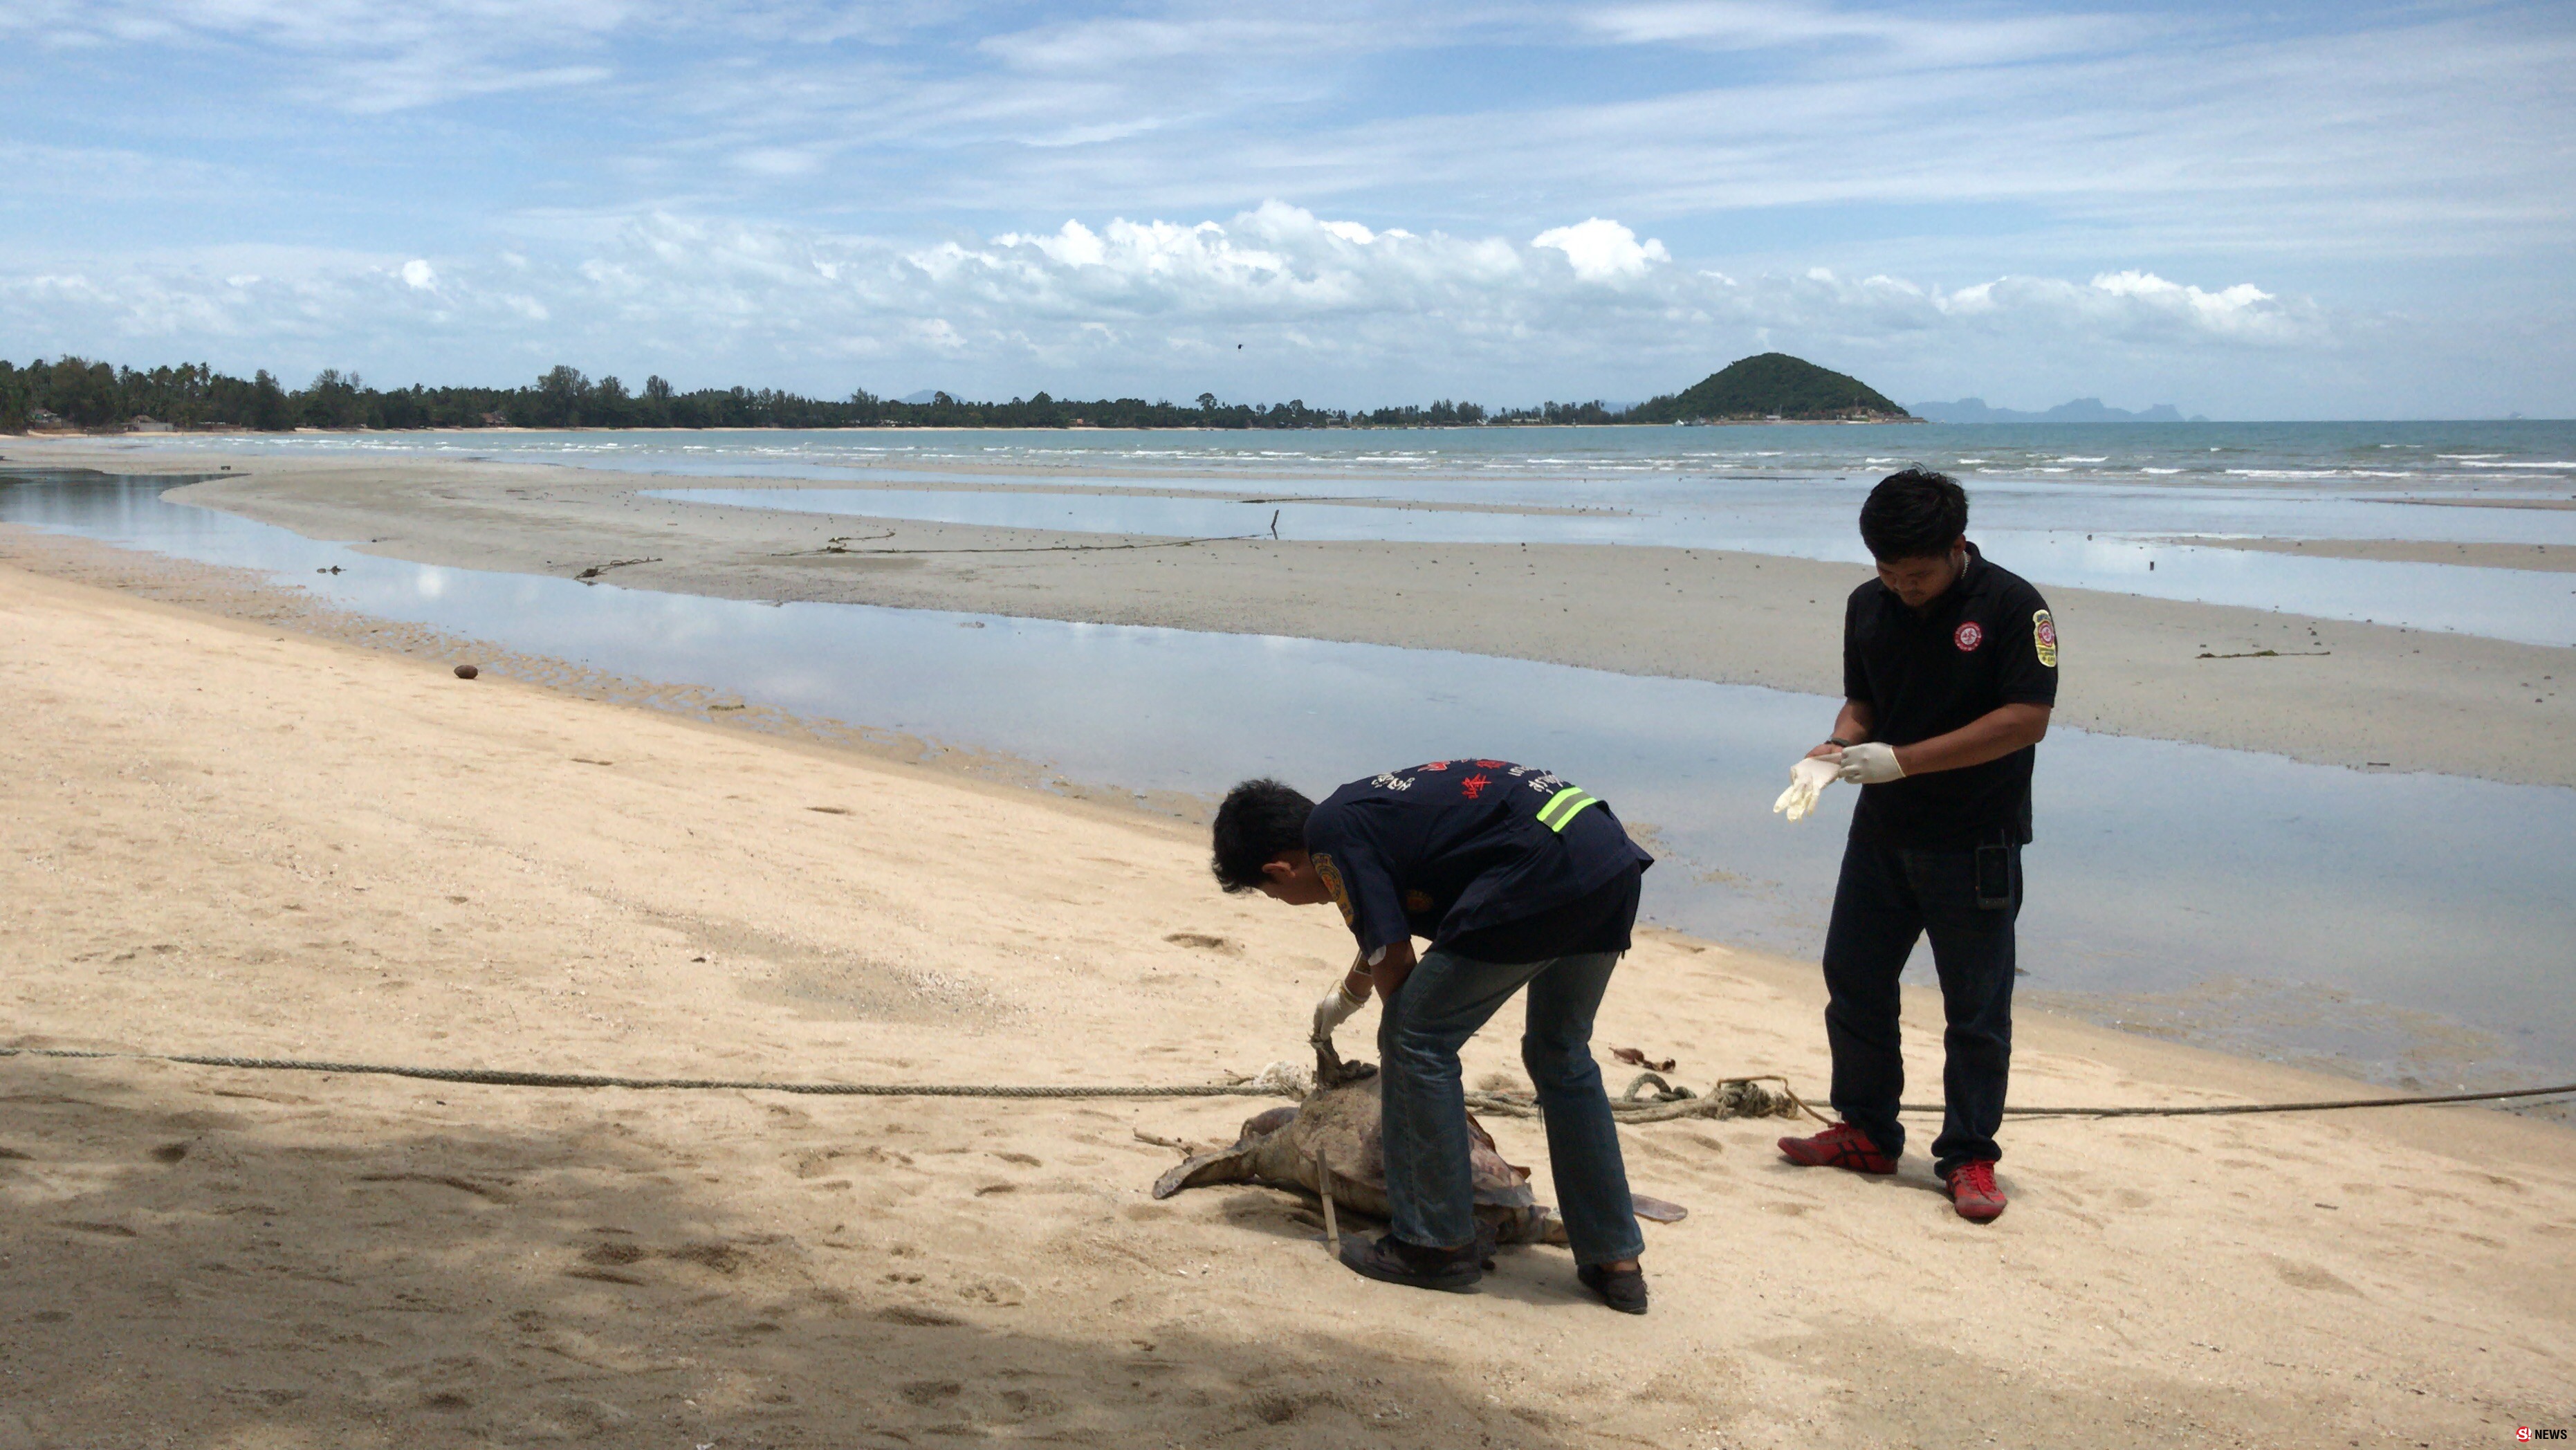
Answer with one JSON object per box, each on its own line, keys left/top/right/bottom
{"left": 1771, "top": 755, "right": 1841, "bottom": 823}
{"left": 1310, "top": 980, "right": 1367, "bottom": 1045}
{"left": 1834, "top": 742, "right": 1906, "bottom": 784}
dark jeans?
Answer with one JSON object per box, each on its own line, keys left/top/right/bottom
{"left": 1820, "top": 837, "right": 2020, "bottom": 1174}
{"left": 1376, "top": 947, "right": 1644, "bottom": 1267}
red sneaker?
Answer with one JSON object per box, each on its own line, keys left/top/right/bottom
{"left": 1776, "top": 1122, "right": 1896, "bottom": 1175}
{"left": 1944, "top": 1160, "right": 2007, "bottom": 1222}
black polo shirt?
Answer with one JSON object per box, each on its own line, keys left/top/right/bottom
{"left": 1304, "top": 760, "right": 1653, "bottom": 963}
{"left": 1843, "top": 542, "right": 2057, "bottom": 849}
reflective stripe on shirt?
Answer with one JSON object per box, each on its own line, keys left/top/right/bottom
{"left": 1535, "top": 789, "right": 1600, "bottom": 832}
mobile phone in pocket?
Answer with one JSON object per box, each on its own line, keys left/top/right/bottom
{"left": 1974, "top": 843, "right": 2014, "bottom": 910}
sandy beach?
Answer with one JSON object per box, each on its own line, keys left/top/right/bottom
{"left": 3, "top": 522, "right": 2573, "bottom": 1447}
{"left": 18, "top": 0, "right": 2576, "bottom": 1440}
{"left": 10, "top": 441, "right": 2573, "bottom": 789}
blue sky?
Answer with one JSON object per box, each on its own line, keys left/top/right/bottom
{"left": 6, "top": 1, "right": 2572, "bottom": 416}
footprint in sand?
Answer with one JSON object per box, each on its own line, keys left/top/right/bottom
{"left": 900, "top": 1380, "right": 964, "bottom": 1406}
{"left": 2268, "top": 1256, "right": 2364, "bottom": 1296}
{"left": 876, "top": 1305, "right": 966, "bottom": 1328}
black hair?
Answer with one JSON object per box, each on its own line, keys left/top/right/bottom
{"left": 1211, "top": 778, "right": 1314, "bottom": 892}
{"left": 1859, "top": 468, "right": 1969, "bottom": 562}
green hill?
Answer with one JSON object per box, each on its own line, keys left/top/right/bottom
{"left": 1628, "top": 353, "right": 1913, "bottom": 423}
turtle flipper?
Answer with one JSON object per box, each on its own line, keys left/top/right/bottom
{"left": 1151, "top": 1105, "right": 1304, "bottom": 1199}
{"left": 1153, "top": 1146, "right": 1260, "bottom": 1199}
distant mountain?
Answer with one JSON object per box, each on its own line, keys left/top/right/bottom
{"left": 896, "top": 388, "right": 946, "bottom": 405}
{"left": 1911, "top": 396, "right": 2199, "bottom": 424}
{"left": 1629, "top": 353, "right": 1912, "bottom": 423}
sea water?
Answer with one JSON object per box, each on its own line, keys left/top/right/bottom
{"left": 86, "top": 417, "right": 2576, "bottom": 495}
{"left": 83, "top": 422, "right": 2576, "bottom": 646}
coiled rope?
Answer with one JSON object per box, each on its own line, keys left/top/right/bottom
{"left": 1467, "top": 1073, "right": 1826, "bottom": 1124}
{"left": 3, "top": 1046, "right": 2568, "bottom": 1121}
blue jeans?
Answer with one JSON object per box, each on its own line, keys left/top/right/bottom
{"left": 1376, "top": 946, "right": 1644, "bottom": 1267}
{"left": 1820, "top": 838, "right": 2019, "bottom": 1175}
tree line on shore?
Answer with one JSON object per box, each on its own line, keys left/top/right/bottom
{"left": 0, "top": 357, "right": 1633, "bottom": 434}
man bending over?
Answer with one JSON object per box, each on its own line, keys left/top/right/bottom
{"left": 1212, "top": 762, "right": 1653, "bottom": 1312}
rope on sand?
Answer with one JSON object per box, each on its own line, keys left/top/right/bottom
{"left": 777, "top": 533, "right": 1264, "bottom": 558}
{"left": 0, "top": 1046, "right": 1294, "bottom": 1099}
{"left": 6, "top": 1047, "right": 2568, "bottom": 1121}
{"left": 1962, "top": 1081, "right": 2576, "bottom": 1119}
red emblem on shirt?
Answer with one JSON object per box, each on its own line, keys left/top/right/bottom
{"left": 1460, "top": 773, "right": 1492, "bottom": 799}
{"left": 1419, "top": 760, "right": 1450, "bottom": 771}
{"left": 1954, "top": 621, "right": 1984, "bottom": 652}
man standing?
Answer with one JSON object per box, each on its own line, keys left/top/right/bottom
{"left": 1211, "top": 762, "right": 1653, "bottom": 1310}
{"left": 1773, "top": 469, "right": 2056, "bottom": 1222}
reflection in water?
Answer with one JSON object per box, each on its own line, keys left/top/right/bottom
{"left": 8, "top": 468, "right": 2575, "bottom": 1091}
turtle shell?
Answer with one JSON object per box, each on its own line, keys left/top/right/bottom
{"left": 1152, "top": 1060, "right": 1540, "bottom": 1233}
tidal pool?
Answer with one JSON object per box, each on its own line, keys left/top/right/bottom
{"left": 9, "top": 468, "right": 2574, "bottom": 1093}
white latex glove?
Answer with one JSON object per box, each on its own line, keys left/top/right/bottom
{"left": 1310, "top": 981, "right": 1366, "bottom": 1044}
{"left": 1772, "top": 755, "right": 1841, "bottom": 823}
{"left": 1834, "top": 741, "right": 1906, "bottom": 785}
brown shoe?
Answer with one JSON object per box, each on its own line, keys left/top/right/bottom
{"left": 1577, "top": 1263, "right": 1648, "bottom": 1315}
{"left": 1337, "top": 1233, "right": 1482, "bottom": 1292}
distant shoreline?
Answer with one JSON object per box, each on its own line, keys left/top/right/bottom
{"left": 9, "top": 416, "right": 1929, "bottom": 439}
{"left": 17, "top": 417, "right": 2573, "bottom": 439}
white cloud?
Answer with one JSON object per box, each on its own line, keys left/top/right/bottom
{"left": 734, "top": 147, "right": 827, "bottom": 178}
{"left": 0, "top": 203, "right": 2354, "bottom": 412}
{"left": 3, "top": 0, "right": 639, "bottom": 109}
{"left": 979, "top": 13, "right": 1336, "bottom": 71}
{"left": 2086, "top": 270, "right": 2290, "bottom": 340}
{"left": 1926, "top": 271, "right": 2322, "bottom": 347}
{"left": 10, "top": 0, "right": 2568, "bottom": 272}
{"left": 1581, "top": 0, "right": 2120, "bottom": 66}
{"left": 1531, "top": 219, "right": 1671, "bottom": 282}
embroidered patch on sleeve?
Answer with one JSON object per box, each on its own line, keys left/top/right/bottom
{"left": 2034, "top": 609, "right": 2058, "bottom": 668}
{"left": 1312, "top": 853, "right": 1355, "bottom": 927}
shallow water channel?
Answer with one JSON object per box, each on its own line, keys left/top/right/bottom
{"left": 9, "top": 468, "right": 2575, "bottom": 1094}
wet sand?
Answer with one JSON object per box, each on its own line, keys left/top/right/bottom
{"left": 3, "top": 557, "right": 2569, "bottom": 1447}
{"left": 2373, "top": 497, "right": 2576, "bottom": 512}
{"left": 9, "top": 441, "right": 2568, "bottom": 788}
{"left": 2166, "top": 535, "right": 2576, "bottom": 572}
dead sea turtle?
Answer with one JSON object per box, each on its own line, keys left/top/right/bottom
{"left": 1152, "top": 1045, "right": 1682, "bottom": 1245}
